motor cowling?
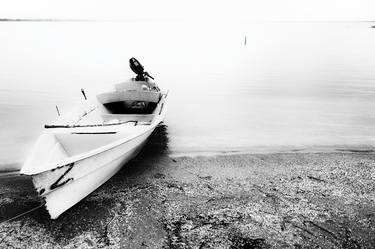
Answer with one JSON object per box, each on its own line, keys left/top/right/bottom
{"left": 130, "top": 57, "right": 144, "bottom": 76}
{"left": 129, "top": 57, "right": 154, "bottom": 81}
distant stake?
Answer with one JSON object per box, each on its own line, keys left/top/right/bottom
{"left": 244, "top": 35, "right": 247, "bottom": 46}
{"left": 55, "top": 105, "right": 60, "bottom": 116}
{"left": 81, "top": 88, "right": 87, "bottom": 100}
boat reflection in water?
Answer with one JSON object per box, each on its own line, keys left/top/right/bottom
{"left": 114, "top": 123, "right": 170, "bottom": 177}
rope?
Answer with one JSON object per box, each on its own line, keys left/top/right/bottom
{"left": 0, "top": 202, "right": 45, "bottom": 224}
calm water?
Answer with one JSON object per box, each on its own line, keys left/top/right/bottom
{"left": 0, "top": 21, "right": 375, "bottom": 166}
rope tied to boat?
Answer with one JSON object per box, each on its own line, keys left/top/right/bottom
{"left": 0, "top": 201, "right": 45, "bottom": 224}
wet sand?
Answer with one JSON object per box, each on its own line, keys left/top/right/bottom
{"left": 0, "top": 135, "right": 375, "bottom": 248}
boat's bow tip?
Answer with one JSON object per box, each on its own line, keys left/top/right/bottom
{"left": 44, "top": 203, "right": 60, "bottom": 220}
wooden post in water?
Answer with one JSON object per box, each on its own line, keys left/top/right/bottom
{"left": 81, "top": 88, "right": 87, "bottom": 100}
{"left": 55, "top": 105, "right": 60, "bottom": 116}
{"left": 244, "top": 35, "right": 247, "bottom": 46}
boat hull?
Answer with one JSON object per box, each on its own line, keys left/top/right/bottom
{"left": 21, "top": 81, "right": 168, "bottom": 219}
{"left": 34, "top": 126, "right": 155, "bottom": 219}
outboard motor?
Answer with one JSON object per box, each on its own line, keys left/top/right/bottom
{"left": 129, "top": 57, "right": 154, "bottom": 81}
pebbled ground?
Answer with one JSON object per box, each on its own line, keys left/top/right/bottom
{"left": 0, "top": 129, "right": 375, "bottom": 248}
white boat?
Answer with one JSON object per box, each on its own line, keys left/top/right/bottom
{"left": 20, "top": 58, "right": 167, "bottom": 219}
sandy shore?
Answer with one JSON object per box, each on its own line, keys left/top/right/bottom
{"left": 0, "top": 149, "right": 375, "bottom": 248}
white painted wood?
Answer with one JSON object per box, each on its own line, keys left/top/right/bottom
{"left": 115, "top": 79, "right": 158, "bottom": 92}
{"left": 97, "top": 90, "right": 160, "bottom": 104}
{"left": 101, "top": 114, "right": 155, "bottom": 123}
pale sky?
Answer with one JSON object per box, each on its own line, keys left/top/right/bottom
{"left": 0, "top": 0, "right": 374, "bottom": 21}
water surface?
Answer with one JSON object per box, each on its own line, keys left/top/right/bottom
{"left": 0, "top": 21, "right": 374, "bottom": 166}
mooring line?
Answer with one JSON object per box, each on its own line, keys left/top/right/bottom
{"left": 0, "top": 202, "right": 45, "bottom": 224}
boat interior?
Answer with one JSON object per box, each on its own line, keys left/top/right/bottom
{"left": 51, "top": 79, "right": 163, "bottom": 127}
{"left": 98, "top": 80, "right": 161, "bottom": 114}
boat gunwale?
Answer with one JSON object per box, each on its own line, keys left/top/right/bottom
{"left": 45, "top": 120, "right": 140, "bottom": 129}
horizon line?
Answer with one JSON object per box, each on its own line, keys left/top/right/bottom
{"left": 0, "top": 18, "right": 374, "bottom": 23}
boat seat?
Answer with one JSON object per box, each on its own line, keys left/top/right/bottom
{"left": 115, "top": 80, "right": 158, "bottom": 92}
{"left": 97, "top": 90, "right": 161, "bottom": 105}
{"left": 101, "top": 114, "right": 155, "bottom": 123}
